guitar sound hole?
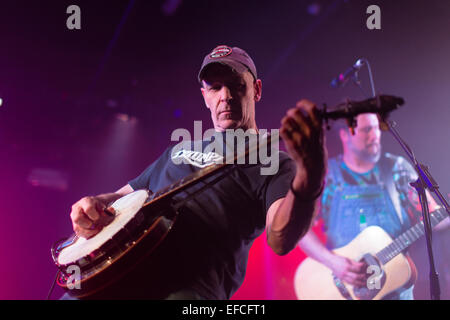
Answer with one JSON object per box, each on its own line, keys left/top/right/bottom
{"left": 353, "top": 253, "right": 386, "bottom": 300}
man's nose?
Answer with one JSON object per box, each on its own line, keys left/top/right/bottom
{"left": 367, "top": 127, "right": 380, "bottom": 141}
{"left": 219, "top": 86, "right": 232, "bottom": 101}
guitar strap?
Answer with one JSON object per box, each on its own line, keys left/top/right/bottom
{"left": 378, "top": 154, "right": 404, "bottom": 224}
{"left": 327, "top": 157, "right": 343, "bottom": 188}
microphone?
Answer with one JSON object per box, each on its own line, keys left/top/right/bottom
{"left": 330, "top": 59, "right": 365, "bottom": 88}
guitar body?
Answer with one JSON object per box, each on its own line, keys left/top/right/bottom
{"left": 53, "top": 190, "right": 178, "bottom": 298}
{"left": 294, "top": 226, "right": 417, "bottom": 300}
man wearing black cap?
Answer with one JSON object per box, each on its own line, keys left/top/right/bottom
{"left": 66, "top": 45, "right": 326, "bottom": 299}
{"left": 198, "top": 45, "right": 260, "bottom": 133}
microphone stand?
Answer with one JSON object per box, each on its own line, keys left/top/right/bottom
{"left": 336, "top": 58, "right": 449, "bottom": 300}
{"left": 384, "top": 120, "right": 449, "bottom": 300}
{"left": 351, "top": 58, "right": 376, "bottom": 98}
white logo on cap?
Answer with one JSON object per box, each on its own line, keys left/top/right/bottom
{"left": 210, "top": 45, "right": 232, "bottom": 58}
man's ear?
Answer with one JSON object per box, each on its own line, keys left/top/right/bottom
{"left": 254, "top": 79, "right": 262, "bottom": 102}
{"left": 200, "top": 86, "right": 210, "bottom": 109}
{"left": 339, "top": 128, "right": 348, "bottom": 143}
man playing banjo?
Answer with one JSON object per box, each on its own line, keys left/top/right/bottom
{"left": 63, "top": 45, "right": 327, "bottom": 299}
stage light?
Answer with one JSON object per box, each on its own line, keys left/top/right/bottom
{"left": 174, "top": 109, "right": 183, "bottom": 118}
{"left": 115, "top": 112, "right": 138, "bottom": 124}
{"left": 27, "top": 168, "right": 69, "bottom": 191}
{"left": 162, "top": 0, "right": 183, "bottom": 16}
{"left": 106, "top": 99, "right": 119, "bottom": 109}
{"left": 307, "top": 2, "right": 321, "bottom": 16}
{"left": 0, "top": 97, "right": 3, "bottom": 107}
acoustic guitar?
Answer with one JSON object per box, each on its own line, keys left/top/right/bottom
{"left": 294, "top": 208, "right": 447, "bottom": 300}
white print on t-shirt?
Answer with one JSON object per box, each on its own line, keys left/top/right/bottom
{"left": 170, "top": 121, "right": 280, "bottom": 175}
{"left": 171, "top": 150, "right": 223, "bottom": 168}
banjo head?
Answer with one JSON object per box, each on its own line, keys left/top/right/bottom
{"left": 56, "top": 189, "right": 149, "bottom": 266}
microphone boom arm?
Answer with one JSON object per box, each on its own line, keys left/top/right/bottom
{"left": 320, "top": 94, "right": 405, "bottom": 133}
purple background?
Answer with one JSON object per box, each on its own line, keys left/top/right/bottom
{"left": 0, "top": 0, "right": 448, "bottom": 300}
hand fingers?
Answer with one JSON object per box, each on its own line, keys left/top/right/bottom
{"left": 281, "top": 101, "right": 323, "bottom": 145}
{"left": 80, "top": 196, "right": 102, "bottom": 221}
{"left": 279, "top": 125, "right": 297, "bottom": 158}
{"left": 70, "top": 204, "right": 95, "bottom": 230}
{"left": 280, "top": 112, "right": 324, "bottom": 164}
{"left": 281, "top": 116, "right": 304, "bottom": 146}
{"left": 103, "top": 206, "right": 116, "bottom": 217}
{"left": 295, "top": 99, "right": 322, "bottom": 128}
{"left": 280, "top": 114, "right": 315, "bottom": 151}
{"left": 344, "top": 259, "right": 370, "bottom": 287}
{"left": 347, "top": 259, "right": 367, "bottom": 273}
{"left": 344, "top": 272, "right": 367, "bottom": 288}
{"left": 331, "top": 257, "right": 365, "bottom": 286}
{"left": 286, "top": 108, "right": 312, "bottom": 138}
{"left": 70, "top": 197, "right": 107, "bottom": 238}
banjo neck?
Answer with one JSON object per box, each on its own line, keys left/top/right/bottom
{"left": 144, "top": 133, "right": 274, "bottom": 207}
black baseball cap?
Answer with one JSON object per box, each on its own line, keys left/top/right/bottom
{"left": 198, "top": 45, "right": 258, "bottom": 83}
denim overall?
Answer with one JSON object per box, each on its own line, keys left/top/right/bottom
{"left": 325, "top": 158, "right": 412, "bottom": 249}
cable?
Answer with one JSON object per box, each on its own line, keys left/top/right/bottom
{"left": 46, "top": 270, "right": 60, "bottom": 300}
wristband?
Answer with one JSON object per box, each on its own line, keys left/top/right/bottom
{"left": 290, "top": 180, "right": 324, "bottom": 202}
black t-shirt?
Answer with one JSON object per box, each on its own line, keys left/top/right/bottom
{"left": 120, "top": 132, "right": 295, "bottom": 299}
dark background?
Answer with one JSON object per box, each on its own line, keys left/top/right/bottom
{"left": 0, "top": 0, "right": 448, "bottom": 300}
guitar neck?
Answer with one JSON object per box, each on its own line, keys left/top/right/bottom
{"left": 376, "top": 208, "right": 448, "bottom": 265}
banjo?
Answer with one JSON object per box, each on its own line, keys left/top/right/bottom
{"left": 52, "top": 160, "right": 236, "bottom": 298}
{"left": 51, "top": 133, "right": 273, "bottom": 298}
